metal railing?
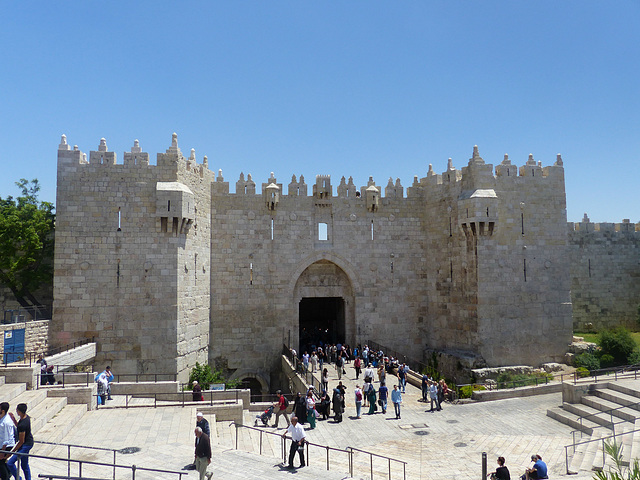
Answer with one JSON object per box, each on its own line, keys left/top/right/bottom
{"left": 95, "top": 389, "right": 245, "bottom": 409}
{"left": 46, "top": 338, "right": 95, "bottom": 357}
{"left": 35, "top": 440, "right": 120, "bottom": 480}
{"left": 0, "top": 448, "right": 186, "bottom": 480}
{"left": 564, "top": 428, "right": 640, "bottom": 474}
{"left": 367, "top": 340, "right": 441, "bottom": 381}
{"left": 568, "top": 397, "right": 640, "bottom": 438}
{"left": 230, "top": 421, "right": 407, "bottom": 479}
{"left": 2, "top": 305, "right": 50, "bottom": 323}
{"left": 37, "top": 370, "right": 178, "bottom": 389}
{"left": 283, "top": 345, "right": 323, "bottom": 398}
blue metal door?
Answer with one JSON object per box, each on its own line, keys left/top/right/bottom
{"left": 4, "top": 329, "right": 25, "bottom": 363}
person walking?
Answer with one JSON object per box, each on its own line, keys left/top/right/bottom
{"left": 321, "top": 368, "right": 329, "bottom": 392}
{"left": 429, "top": 381, "right": 441, "bottom": 412}
{"left": 282, "top": 416, "right": 306, "bottom": 469}
{"left": 7, "top": 403, "right": 33, "bottom": 480}
{"left": 367, "top": 384, "right": 377, "bottom": 415}
{"left": 196, "top": 412, "right": 210, "bottom": 437}
{"left": 305, "top": 391, "right": 316, "bottom": 429}
{"left": 354, "top": 357, "right": 362, "bottom": 380}
{"left": 378, "top": 382, "right": 388, "bottom": 414}
{"left": 193, "top": 427, "right": 211, "bottom": 480}
{"left": 0, "top": 402, "right": 16, "bottom": 480}
{"left": 391, "top": 385, "right": 402, "bottom": 419}
{"left": 273, "top": 391, "right": 290, "bottom": 429}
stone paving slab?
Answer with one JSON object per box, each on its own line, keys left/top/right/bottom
{"left": 26, "top": 368, "right": 640, "bottom": 479}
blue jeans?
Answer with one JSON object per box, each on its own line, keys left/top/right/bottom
{"left": 8, "top": 444, "right": 32, "bottom": 480}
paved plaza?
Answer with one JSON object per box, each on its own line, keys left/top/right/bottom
{"left": 25, "top": 361, "right": 615, "bottom": 479}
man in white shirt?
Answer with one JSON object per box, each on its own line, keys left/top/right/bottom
{"left": 0, "top": 402, "right": 16, "bottom": 480}
{"left": 281, "top": 416, "right": 306, "bottom": 469}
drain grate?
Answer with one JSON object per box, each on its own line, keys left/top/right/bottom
{"left": 446, "top": 420, "right": 459, "bottom": 424}
{"left": 454, "top": 442, "right": 467, "bottom": 448}
{"left": 414, "top": 431, "right": 430, "bottom": 436}
{"left": 118, "top": 447, "right": 141, "bottom": 454}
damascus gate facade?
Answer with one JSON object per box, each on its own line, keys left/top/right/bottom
{"left": 52, "top": 133, "right": 574, "bottom": 387}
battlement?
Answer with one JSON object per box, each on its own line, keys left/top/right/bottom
{"left": 569, "top": 214, "right": 640, "bottom": 234}
{"left": 57, "top": 133, "right": 216, "bottom": 181}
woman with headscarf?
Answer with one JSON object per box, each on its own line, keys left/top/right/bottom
{"left": 367, "top": 383, "right": 377, "bottom": 415}
{"left": 294, "top": 392, "right": 307, "bottom": 424}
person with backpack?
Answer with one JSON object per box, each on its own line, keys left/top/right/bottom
{"left": 354, "top": 385, "right": 363, "bottom": 418}
{"left": 273, "top": 390, "right": 290, "bottom": 428}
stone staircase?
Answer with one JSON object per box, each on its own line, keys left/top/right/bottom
{"left": 547, "top": 382, "right": 640, "bottom": 474}
{"left": 0, "top": 374, "right": 88, "bottom": 457}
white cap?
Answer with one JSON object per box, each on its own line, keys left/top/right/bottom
{"left": 196, "top": 412, "right": 203, "bottom": 417}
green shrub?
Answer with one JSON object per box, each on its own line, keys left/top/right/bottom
{"left": 495, "top": 371, "right": 553, "bottom": 388}
{"left": 576, "top": 367, "right": 590, "bottom": 378}
{"left": 187, "top": 362, "right": 240, "bottom": 390}
{"left": 629, "top": 350, "right": 640, "bottom": 365}
{"left": 600, "top": 354, "right": 616, "bottom": 368}
{"left": 599, "top": 328, "right": 636, "bottom": 365}
{"left": 459, "top": 384, "right": 486, "bottom": 399}
{"left": 575, "top": 352, "right": 601, "bottom": 371}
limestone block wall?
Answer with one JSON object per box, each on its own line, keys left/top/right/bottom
{"left": 568, "top": 218, "right": 640, "bottom": 331}
{"left": 52, "top": 135, "right": 212, "bottom": 381}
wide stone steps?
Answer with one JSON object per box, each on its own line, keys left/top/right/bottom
{"left": 582, "top": 395, "right": 640, "bottom": 422}
{"left": 0, "top": 382, "right": 27, "bottom": 403}
{"left": 33, "top": 404, "right": 88, "bottom": 454}
{"left": 594, "top": 388, "right": 640, "bottom": 412}
{"left": 561, "top": 402, "right": 616, "bottom": 429}
{"left": 547, "top": 406, "right": 599, "bottom": 435}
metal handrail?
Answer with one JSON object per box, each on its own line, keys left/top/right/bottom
{"left": 564, "top": 427, "right": 640, "bottom": 474}
{"left": 230, "top": 421, "right": 407, "bottom": 479}
{"left": 0, "top": 338, "right": 96, "bottom": 367}
{"left": 569, "top": 397, "right": 640, "bottom": 434}
{"left": 94, "top": 389, "right": 244, "bottom": 409}
{"left": 0, "top": 448, "right": 186, "bottom": 480}
{"left": 34, "top": 440, "right": 120, "bottom": 479}
{"left": 367, "top": 340, "right": 441, "bottom": 381}
{"left": 283, "top": 345, "right": 323, "bottom": 398}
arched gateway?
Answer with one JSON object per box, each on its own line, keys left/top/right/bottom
{"left": 292, "top": 260, "right": 355, "bottom": 353}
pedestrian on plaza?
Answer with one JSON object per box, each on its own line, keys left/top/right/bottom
{"left": 354, "top": 385, "right": 363, "bottom": 418}
{"left": 0, "top": 402, "right": 16, "bottom": 480}
{"left": 317, "top": 390, "right": 331, "bottom": 420}
{"left": 310, "top": 351, "right": 318, "bottom": 373}
{"left": 362, "top": 381, "right": 371, "bottom": 408}
{"left": 429, "top": 381, "right": 441, "bottom": 412}
{"left": 193, "top": 426, "right": 211, "bottom": 480}
{"left": 321, "top": 368, "right": 329, "bottom": 392}
{"left": 437, "top": 380, "right": 445, "bottom": 409}
{"left": 378, "top": 363, "right": 386, "bottom": 384}
{"left": 192, "top": 381, "right": 203, "bottom": 402}
{"left": 305, "top": 391, "right": 316, "bottom": 429}
{"left": 367, "top": 383, "right": 377, "bottom": 415}
{"left": 354, "top": 356, "right": 362, "bottom": 380}
{"left": 398, "top": 364, "right": 407, "bottom": 393}
{"left": 302, "top": 351, "right": 310, "bottom": 372}
{"left": 317, "top": 347, "right": 324, "bottom": 372}
{"left": 7, "top": 403, "right": 33, "bottom": 480}
{"left": 336, "top": 354, "right": 344, "bottom": 380}
{"left": 282, "top": 416, "right": 306, "bottom": 469}
{"left": 421, "top": 374, "right": 429, "bottom": 402}
{"left": 378, "top": 382, "right": 388, "bottom": 414}
{"left": 391, "top": 385, "right": 402, "bottom": 419}
{"left": 294, "top": 392, "right": 307, "bottom": 425}
{"left": 196, "top": 412, "right": 210, "bottom": 437}
{"left": 273, "top": 391, "right": 290, "bottom": 429}
{"left": 332, "top": 387, "right": 344, "bottom": 422}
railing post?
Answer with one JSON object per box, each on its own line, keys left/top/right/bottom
{"left": 235, "top": 422, "right": 239, "bottom": 450}
{"left": 349, "top": 447, "right": 353, "bottom": 477}
{"left": 79, "top": 460, "right": 83, "bottom": 478}
{"left": 68, "top": 444, "right": 71, "bottom": 478}
{"left": 482, "top": 452, "right": 487, "bottom": 480}
{"left": 370, "top": 452, "right": 373, "bottom": 479}
{"left": 113, "top": 449, "right": 117, "bottom": 480}
{"left": 260, "top": 430, "right": 263, "bottom": 455}
{"left": 326, "top": 445, "right": 330, "bottom": 471}
{"left": 132, "top": 464, "right": 136, "bottom": 480}
{"left": 565, "top": 446, "right": 569, "bottom": 474}
{"left": 388, "top": 458, "right": 391, "bottom": 479}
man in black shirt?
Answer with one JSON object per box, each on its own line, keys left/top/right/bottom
{"left": 7, "top": 403, "right": 33, "bottom": 480}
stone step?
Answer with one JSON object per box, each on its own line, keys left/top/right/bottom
{"left": 0, "top": 382, "right": 27, "bottom": 404}
{"left": 32, "top": 404, "right": 88, "bottom": 455}
{"left": 630, "top": 418, "right": 640, "bottom": 465}
{"left": 581, "top": 430, "right": 604, "bottom": 473}
{"left": 595, "top": 388, "right": 640, "bottom": 412}
{"left": 11, "top": 388, "right": 49, "bottom": 412}
{"left": 582, "top": 395, "right": 640, "bottom": 423}
{"left": 547, "top": 406, "right": 598, "bottom": 435}
{"left": 563, "top": 402, "right": 616, "bottom": 429}
{"left": 29, "top": 396, "right": 68, "bottom": 432}
{"left": 567, "top": 429, "right": 597, "bottom": 474}
{"left": 608, "top": 382, "right": 640, "bottom": 401}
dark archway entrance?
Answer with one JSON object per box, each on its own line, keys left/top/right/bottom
{"left": 298, "top": 297, "right": 345, "bottom": 354}
{"left": 240, "top": 377, "right": 263, "bottom": 402}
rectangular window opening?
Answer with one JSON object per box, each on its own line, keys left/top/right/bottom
{"left": 160, "top": 217, "right": 168, "bottom": 233}
{"left": 318, "top": 222, "right": 328, "bottom": 241}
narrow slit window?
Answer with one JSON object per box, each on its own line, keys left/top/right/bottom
{"left": 318, "top": 222, "right": 328, "bottom": 241}
{"left": 371, "top": 220, "right": 374, "bottom": 241}
{"left": 167, "top": 200, "right": 171, "bottom": 212}
{"left": 271, "top": 218, "right": 274, "bottom": 240}
{"left": 523, "top": 259, "right": 527, "bottom": 282}
{"left": 521, "top": 213, "right": 525, "bottom": 235}
{"left": 117, "top": 207, "right": 122, "bottom": 231}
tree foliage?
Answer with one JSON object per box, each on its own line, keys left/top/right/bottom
{"left": 187, "top": 362, "right": 240, "bottom": 390}
{"left": 0, "top": 179, "right": 55, "bottom": 314}
{"left": 599, "top": 328, "right": 637, "bottom": 365}
{"left": 593, "top": 440, "right": 640, "bottom": 480}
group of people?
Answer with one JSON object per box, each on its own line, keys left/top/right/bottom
{"left": 94, "top": 366, "right": 114, "bottom": 405}
{"left": 193, "top": 412, "right": 212, "bottom": 480}
{"left": 36, "top": 355, "right": 55, "bottom": 386}
{"left": 0, "top": 402, "right": 34, "bottom": 480}
{"left": 421, "top": 376, "right": 449, "bottom": 412}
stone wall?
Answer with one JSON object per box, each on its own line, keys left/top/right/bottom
{"left": 0, "top": 320, "right": 49, "bottom": 354}
{"left": 568, "top": 216, "right": 640, "bottom": 331}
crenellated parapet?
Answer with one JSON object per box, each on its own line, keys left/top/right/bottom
{"left": 569, "top": 214, "right": 640, "bottom": 234}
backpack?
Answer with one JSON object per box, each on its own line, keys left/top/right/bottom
{"left": 355, "top": 390, "right": 362, "bottom": 402}
{"left": 282, "top": 396, "right": 289, "bottom": 408}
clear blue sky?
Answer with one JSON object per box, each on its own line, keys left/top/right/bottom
{"left": 1, "top": 2, "right": 638, "bottom": 223}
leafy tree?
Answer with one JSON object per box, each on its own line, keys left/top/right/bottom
{"left": 187, "top": 362, "right": 240, "bottom": 390}
{"left": 0, "top": 179, "right": 55, "bottom": 317}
